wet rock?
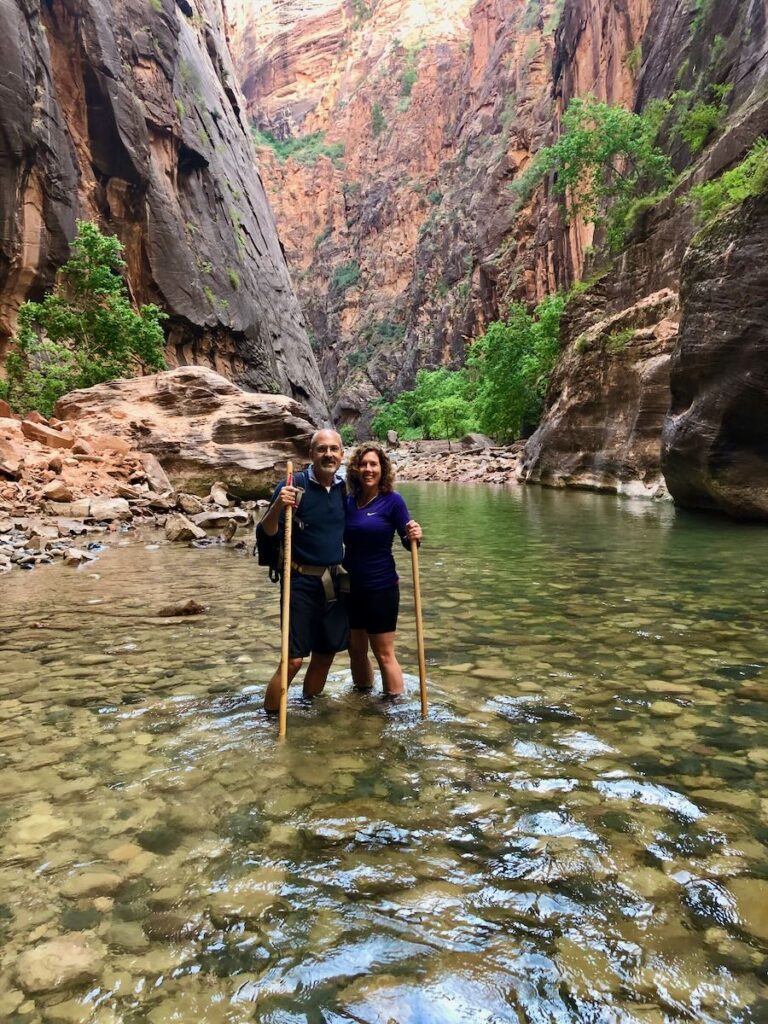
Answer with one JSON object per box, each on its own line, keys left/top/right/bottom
{"left": 61, "top": 871, "right": 123, "bottom": 899}
{"left": 89, "top": 497, "right": 131, "bottom": 521}
{"left": 192, "top": 508, "right": 249, "bottom": 529}
{"left": 15, "top": 936, "right": 104, "bottom": 994}
{"left": 176, "top": 492, "right": 204, "bottom": 516}
{"left": 209, "top": 481, "right": 230, "bottom": 506}
{"left": 107, "top": 920, "right": 150, "bottom": 952}
{"left": 728, "top": 878, "right": 768, "bottom": 942}
{"left": 63, "top": 548, "right": 94, "bottom": 567}
{"left": 9, "top": 811, "right": 69, "bottom": 844}
{"left": 142, "top": 912, "right": 194, "bottom": 940}
{"left": 165, "top": 513, "right": 206, "bottom": 542}
{"left": 156, "top": 599, "right": 207, "bottom": 617}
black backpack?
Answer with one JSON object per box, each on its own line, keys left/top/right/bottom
{"left": 254, "top": 470, "right": 311, "bottom": 583}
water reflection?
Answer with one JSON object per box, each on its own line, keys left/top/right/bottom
{"left": 1, "top": 483, "right": 768, "bottom": 1021}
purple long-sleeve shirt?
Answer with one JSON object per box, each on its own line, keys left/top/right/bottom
{"left": 343, "top": 491, "right": 411, "bottom": 591}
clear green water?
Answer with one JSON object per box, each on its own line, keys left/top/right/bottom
{"left": 2, "top": 483, "right": 768, "bottom": 1023}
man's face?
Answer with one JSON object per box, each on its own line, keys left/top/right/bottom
{"left": 310, "top": 431, "right": 343, "bottom": 478}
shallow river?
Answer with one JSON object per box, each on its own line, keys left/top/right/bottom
{"left": 2, "top": 483, "right": 768, "bottom": 1023}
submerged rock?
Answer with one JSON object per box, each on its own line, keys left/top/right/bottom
{"left": 16, "top": 937, "right": 104, "bottom": 994}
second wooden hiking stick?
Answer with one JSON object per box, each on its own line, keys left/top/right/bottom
{"left": 278, "top": 461, "right": 294, "bottom": 738}
{"left": 410, "top": 541, "right": 428, "bottom": 718}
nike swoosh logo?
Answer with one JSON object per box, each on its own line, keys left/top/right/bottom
{"left": 367, "top": 512, "right": 377, "bottom": 516}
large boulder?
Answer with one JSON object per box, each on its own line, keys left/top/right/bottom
{"left": 54, "top": 367, "right": 315, "bottom": 498}
{"left": 661, "top": 195, "right": 768, "bottom": 519}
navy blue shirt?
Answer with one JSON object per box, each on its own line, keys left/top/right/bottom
{"left": 343, "top": 491, "right": 411, "bottom": 591}
{"left": 270, "top": 466, "right": 345, "bottom": 567}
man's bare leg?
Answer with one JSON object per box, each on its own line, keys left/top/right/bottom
{"left": 303, "top": 651, "right": 336, "bottom": 698}
{"left": 264, "top": 657, "right": 303, "bottom": 712}
{"left": 348, "top": 628, "right": 374, "bottom": 690}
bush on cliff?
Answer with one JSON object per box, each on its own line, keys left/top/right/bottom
{"left": 468, "top": 294, "right": 566, "bottom": 441}
{"left": 510, "top": 97, "right": 674, "bottom": 250}
{"left": 370, "top": 295, "right": 565, "bottom": 443}
{"left": 687, "top": 137, "right": 768, "bottom": 223}
{"left": 5, "top": 221, "right": 167, "bottom": 416}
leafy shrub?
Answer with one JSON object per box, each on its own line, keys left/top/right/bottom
{"left": 331, "top": 261, "right": 361, "bottom": 292}
{"left": 467, "top": 294, "right": 565, "bottom": 441}
{"left": 251, "top": 127, "right": 344, "bottom": 167}
{"left": 510, "top": 97, "right": 674, "bottom": 251}
{"left": 371, "top": 103, "right": 386, "bottom": 138}
{"left": 372, "top": 368, "right": 478, "bottom": 441}
{"left": 428, "top": 190, "right": 443, "bottom": 205}
{"left": 339, "top": 424, "right": 356, "bottom": 446}
{"left": 227, "top": 268, "right": 240, "bottom": 289}
{"left": 401, "top": 67, "right": 418, "bottom": 97}
{"left": 605, "top": 327, "right": 634, "bottom": 353}
{"left": 687, "top": 137, "right": 768, "bottom": 223}
{"left": 4, "top": 222, "right": 166, "bottom": 416}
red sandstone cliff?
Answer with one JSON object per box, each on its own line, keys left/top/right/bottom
{"left": 0, "top": 0, "right": 330, "bottom": 423}
{"left": 229, "top": 0, "right": 768, "bottom": 517}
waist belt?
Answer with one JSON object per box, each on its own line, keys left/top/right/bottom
{"left": 290, "top": 561, "right": 349, "bottom": 601}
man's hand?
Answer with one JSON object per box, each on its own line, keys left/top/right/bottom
{"left": 260, "top": 484, "right": 299, "bottom": 536}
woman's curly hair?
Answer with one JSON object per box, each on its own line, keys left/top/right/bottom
{"left": 346, "top": 442, "right": 395, "bottom": 498}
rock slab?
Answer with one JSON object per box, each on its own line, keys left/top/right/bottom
{"left": 55, "top": 367, "right": 317, "bottom": 499}
{"left": 16, "top": 937, "right": 103, "bottom": 994}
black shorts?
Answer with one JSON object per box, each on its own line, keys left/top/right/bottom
{"left": 348, "top": 585, "right": 400, "bottom": 635}
{"left": 283, "top": 575, "right": 349, "bottom": 658}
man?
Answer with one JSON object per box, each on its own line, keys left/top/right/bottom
{"left": 261, "top": 429, "right": 348, "bottom": 712}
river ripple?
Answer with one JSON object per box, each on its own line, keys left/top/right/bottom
{"left": 1, "top": 482, "right": 768, "bottom": 1022}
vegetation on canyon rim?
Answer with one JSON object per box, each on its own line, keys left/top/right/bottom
{"left": 371, "top": 295, "right": 565, "bottom": 443}
{"left": 1, "top": 222, "right": 166, "bottom": 417}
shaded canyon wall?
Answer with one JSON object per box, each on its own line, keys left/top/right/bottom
{"left": 0, "top": 0, "right": 330, "bottom": 423}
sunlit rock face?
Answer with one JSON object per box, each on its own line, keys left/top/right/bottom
{"left": 230, "top": 0, "right": 768, "bottom": 509}
{"left": 0, "top": 0, "right": 330, "bottom": 424}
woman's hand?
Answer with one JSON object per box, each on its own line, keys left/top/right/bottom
{"left": 406, "top": 520, "right": 422, "bottom": 542}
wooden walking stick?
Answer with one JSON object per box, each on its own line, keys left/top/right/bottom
{"left": 410, "top": 540, "right": 428, "bottom": 718}
{"left": 278, "top": 461, "right": 294, "bottom": 738}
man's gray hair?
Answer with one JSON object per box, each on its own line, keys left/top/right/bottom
{"left": 309, "top": 428, "right": 342, "bottom": 451}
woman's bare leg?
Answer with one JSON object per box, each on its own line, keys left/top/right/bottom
{"left": 369, "top": 632, "right": 404, "bottom": 696}
{"left": 348, "top": 628, "right": 374, "bottom": 690}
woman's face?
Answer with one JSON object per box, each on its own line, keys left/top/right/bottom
{"left": 359, "top": 450, "right": 382, "bottom": 490}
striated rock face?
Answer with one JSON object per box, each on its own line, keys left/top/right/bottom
{"left": 520, "top": 289, "right": 678, "bottom": 498}
{"left": 54, "top": 366, "right": 315, "bottom": 497}
{"left": 661, "top": 196, "right": 768, "bottom": 520}
{"left": 228, "top": 0, "right": 768, "bottom": 512}
{"left": 0, "top": 0, "right": 329, "bottom": 423}
{"left": 521, "top": 0, "right": 768, "bottom": 500}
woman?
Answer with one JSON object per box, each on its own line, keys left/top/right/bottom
{"left": 344, "top": 442, "right": 422, "bottom": 696}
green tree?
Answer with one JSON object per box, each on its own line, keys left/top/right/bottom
{"left": 467, "top": 294, "right": 565, "bottom": 441}
{"left": 5, "top": 221, "right": 167, "bottom": 415}
{"left": 371, "top": 368, "right": 477, "bottom": 440}
{"left": 512, "top": 97, "right": 674, "bottom": 249}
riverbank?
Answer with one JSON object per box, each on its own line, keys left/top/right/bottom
{"left": 0, "top": 404, "right": 254, "bottom": 575}
{"left": 388, "top": 438, "right": 524, "bottom": 485}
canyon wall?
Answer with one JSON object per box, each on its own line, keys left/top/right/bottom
{"left": 0, "top": 0, "right": 330, "bottom": 423}
{"left": 229, "top": 0, "right": 768, "bottom": 515}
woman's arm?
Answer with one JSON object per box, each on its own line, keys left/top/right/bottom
{"left": 392, "top": 492, "right": 422, "bottom": 549}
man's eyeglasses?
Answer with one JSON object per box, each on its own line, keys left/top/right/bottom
{"left": 313, "top": 445, "right": 341, "bottom": 454}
